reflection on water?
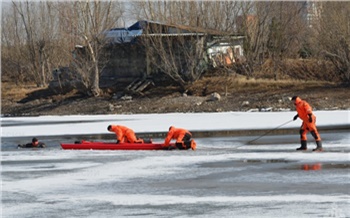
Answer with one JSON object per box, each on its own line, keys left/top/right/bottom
{"left": 302, "top": 163, "right": 322, "bottom": 171}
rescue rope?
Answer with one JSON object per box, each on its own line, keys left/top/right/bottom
{"left": 247, "top": 120, "right": 294, "bottom": 145}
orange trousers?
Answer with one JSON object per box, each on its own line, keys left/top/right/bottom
{"left": 300, "top": 114, "right": 321, "bottom": 141}
{"left": 121, "top": 130, "right": 143, "bottom": 143}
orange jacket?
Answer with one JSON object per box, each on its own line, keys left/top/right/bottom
{"left": 109, "top": 125, "right": 137, "bottom": 143}
{"left": 164, "top": 126, "right": 191, "bottom": 146}
{"left": 294, "top": 97, "right": 313, "bottom": 122}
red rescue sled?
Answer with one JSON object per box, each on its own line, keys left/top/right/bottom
{"left": 61, "top": 140, "right": 173, "bottom": 150}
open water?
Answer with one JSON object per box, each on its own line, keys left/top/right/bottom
{"left": 1, "top": 132, "right": 349, "bottom": 218}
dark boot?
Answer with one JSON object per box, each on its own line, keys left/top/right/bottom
{"left": 296, "top": 140, "right": 307, "bottom": 151}
{"left": 143, "top": 138, "right": 153, "bottom": 143}
{"left": 312, "top": 141, "right": 323, "bottom": 152}
{"left": 175, "top": 142, "right": 185, "bottom": 149}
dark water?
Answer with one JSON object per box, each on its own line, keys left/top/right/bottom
{"left": 2, "top": 130, "right": 348, "bottom": 150}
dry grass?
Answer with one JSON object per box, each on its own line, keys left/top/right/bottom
{"left": 256, "top": 58, "right": 340, "bottom": 82}
{"left": 189, "top": 74, "right": 335, "bottom": 96}
{"left": 1, "top": 82, "right": 43, "bottom": 102}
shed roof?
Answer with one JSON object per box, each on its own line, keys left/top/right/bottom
{"left": 105, "top": 20, "right": 238, "bottom": 43}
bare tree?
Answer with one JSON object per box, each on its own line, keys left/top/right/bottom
{"left": 313, "top": 2, "right": 350, "bottom": 84}
{"left": 3, "top": 1, "right": 60, "bottom": 87}
{"left": 239, "top": 2, "right": 307, "bottom": 79}
{"left": 1, "top": 4, "right": 28, "bottom": 84}
{"left": 142, "top": 27, "right": 207, "bottom": 88}
{"left": 128, "top": 1, "right": 244, "bottom": 88}
{"left": 56, "top": 1, "right": 124, "bottom": 96}
{"left": 2, "top": 1, "right": 125, "bottom": 94}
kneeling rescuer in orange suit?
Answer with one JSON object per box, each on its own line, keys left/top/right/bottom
{"left": 292, "top": 96, "right": 323, "bottom": 151}
{"left": 108, "top": 125, "right": 144, "bottom": 143}
{"left": 164, "top": 126, "right": 196, "bottom": 150}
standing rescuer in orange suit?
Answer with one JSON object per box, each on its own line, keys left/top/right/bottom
{"left": 292, "top": 96, "right": 323, "bottom": 151}
{"left": 164, "top": 126, "right": 196, "bottom": 150}
{"left": 107, "top": 125, "right": 144, "bottom": 143}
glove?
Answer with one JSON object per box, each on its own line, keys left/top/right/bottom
{"left": 308, "top": 114, "right": 312, "bottom": 123}
{"left": 116, "top": 140, "right": 120, "bottom": 144}
{"left": 293, "top": 114, "right": 298, "bottom": 121}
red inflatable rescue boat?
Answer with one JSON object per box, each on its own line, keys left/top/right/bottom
{"left": 61, "top": 140, "right": 173, "bottom": 150}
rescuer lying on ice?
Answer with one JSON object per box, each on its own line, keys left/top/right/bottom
{"left": 107, "top": 125, "right": 146, "bottom": 143}
{"left": 164, "top": 126, "right": 196, "bottom": 150}
{"left": 291, "top": 96, "right": 323, "bottom": 151}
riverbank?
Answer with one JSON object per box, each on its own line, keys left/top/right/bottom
{"left": 2, "top": 78, "right": 350, "bottom": 116}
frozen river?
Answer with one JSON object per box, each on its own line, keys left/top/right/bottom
{"left": 2, "top": 132, "right": 349, "bottom": 218}
{"left": 2, "top": 111, "right": 349, "bottom": 217}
